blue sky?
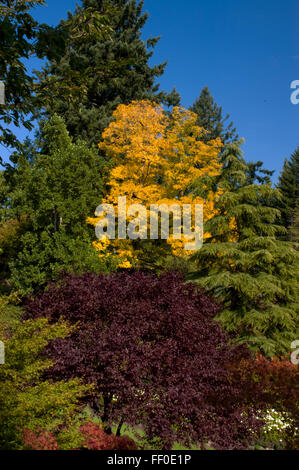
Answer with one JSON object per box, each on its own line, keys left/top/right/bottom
{"left": 3, "top": 0, "right": 299, "bottom": 181}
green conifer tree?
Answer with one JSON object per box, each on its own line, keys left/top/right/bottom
{"left": 277, "top": 147, "right": 299, "bottom": 243}
{"left": 190, "top": 87, "right": 273, "bottom": 184}
{"left": 37, "top": 0, "right": 180, "bottom": 146}
{"left": 245, "top": 160, "right": 274, "bottom": 185}
{"left": 7, "top": 115, "right": 117, "bottom": 293}
{"left": 190, "top": 141, "right": 299, "bottom": 357}
{"left": 190, "top": 86, "right": 238, "bottom": 144}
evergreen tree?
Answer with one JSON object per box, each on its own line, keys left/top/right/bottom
{"left": 190, "top": 141, "right": 299, "bottom": 357}
{"left": 37, "top": 0, "right": 180, "bottom": 147}
{"left": 277, "top": 147, "right": 299, "bottom": 243}
{"left": 190, "top": 86, "right": 238, "bottom": 144}
{"left": 6, "top": 115, "right": 116, "bottom": 293}
{"left": 0, "top": 170, "right": 9, "bottom": 222}
{"left": 190, "top": 87, "right": 273, "bottom": 184}
{"left": 246, "top": 160, "right": 274, "bottom": 185}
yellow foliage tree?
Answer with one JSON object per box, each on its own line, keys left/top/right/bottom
{"left": 88, "top": 100, "right": 222, "bottom": 269}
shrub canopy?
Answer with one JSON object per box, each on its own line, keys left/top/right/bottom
{"left": 26, "top": 271, "right": 266, "bottom": 449}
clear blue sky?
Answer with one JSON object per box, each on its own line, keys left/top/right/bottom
{"left": 3, "top": 0, "right": 299, "bottom": 181}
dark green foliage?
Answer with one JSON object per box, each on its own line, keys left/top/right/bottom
{"left": 0, "top": 170, "right": 10, "bottom": 222}
{"left": 0, "top": 294, "right": 23, "bottom": 332}
{"left": 191, "top": 141, "right": 299, "bottom": 357}
{"left": 277, "top": 147, "right": 299, "bottom": 243}
{"left": 6, "top": 115, "right": 116, "bottom": 293}
{"left": 190, "top": 86, "right": 238, "bottom": 144}
{"left": 38, "top": 0, "right": 180, "bottom": 146}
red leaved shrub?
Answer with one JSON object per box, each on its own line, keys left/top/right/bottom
{"left": 25, "top": 271, "right": 267, "bottom": 450}
{"left": 22, "top": 424, "right": 137, "bottom": 451}
{"left": 253, "top": 355, "right": 299, "bottom": 449}
{"left": 23, "top": 430, "right": 59, "bottom": 450}
{"left": 80, "top": 422, "right": 137, "bottom": 450}
{"left": 234, "top": 355, "right": 299, "bottom": 449}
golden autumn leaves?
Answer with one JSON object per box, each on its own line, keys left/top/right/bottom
{"left": 88, "top": 100, "right": 223, "bottom": 268}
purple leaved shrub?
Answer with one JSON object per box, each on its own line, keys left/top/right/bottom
{"left": 25, "top": 271, "right": 265, "bottom": 449}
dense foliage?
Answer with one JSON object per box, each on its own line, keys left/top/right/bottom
{"left": 238, "top": 356, "right": 299, "bottom": 449}
{"left": 88, "top": 100, "right": 222, "bottom": 269}
{"left": 191, "top": 141, "right": 299, "bottom": 356}
{"left": 0, "top": 314, "right": 89, "bottom": 450}
{"left": 0, "top": 0, "right": 297, "bottom": 452}
{"left": 2, "top": 115, "right": 117, "bottom": 293}
{"left": 25, "top": 270, "right": 267, "bottom": 450}
{"left": 23, "top": 423, "right": 137, "bottom": 450}
{"left": 38, "top": 0, "right": 180, "bottom": 146}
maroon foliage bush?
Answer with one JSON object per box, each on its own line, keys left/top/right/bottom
{"left": 238, "top": 355, "right": 299, "bottom": 449}
{"left": 79, "top": 422, "right": 137, "bottom": 450}
{"left": 25, "top": 271, "right": 266, "bottom": 449}
{"left": 22, "top": 424, "right": 137, "bottom": 450}
{"left": 23, "top": 430, "right": 59, "bottom": 450}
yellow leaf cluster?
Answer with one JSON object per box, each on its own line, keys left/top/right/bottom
{"left": 89, "top": 100, "right": 223, "bottom": 267}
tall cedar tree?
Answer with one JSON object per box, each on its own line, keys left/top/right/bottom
{"left": 190, "top": 86, "right": 238, "bottom": 144}
{"left": 190, "top": 87, "right": 274, "bottom": 184}
{"left": 25, "top": 271, "right": 267, "bottom": 450}
{"left": 6, "top": 115, "right": 116, "bottom": 293}
{"left": 245, "top": 160, "right": 274, "bottom": 185}
{"left": 190, "top": 141, "right": 299, "bottom": 357}
{"left": 38, "top": 0, "right": 180, "bottom": 147}
{"left": 277, "top": 146, "right": 299, "bottom": 243}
